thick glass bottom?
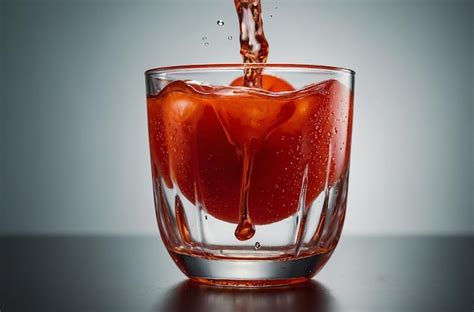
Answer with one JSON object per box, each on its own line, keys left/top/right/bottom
{"left": 168, "top": 250, "right": 332, "bottom": 287}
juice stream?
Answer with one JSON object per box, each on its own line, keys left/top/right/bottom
{"left": 229, "top": 0, "right": 269, "bottom": 240}
{"left": 234, "top": 0, "right": 269, "bottom": 88}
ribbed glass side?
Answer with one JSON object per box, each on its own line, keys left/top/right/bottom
{"left": 153, "top": 166, "right": 349, "bottom": 260}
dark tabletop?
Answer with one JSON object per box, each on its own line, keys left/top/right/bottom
{"left": 0, "top": 235, "right": 472, "bottom": 312}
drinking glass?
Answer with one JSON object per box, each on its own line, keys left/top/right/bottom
{"left": 145, "top": 64, "right": 355, "bottom": 287}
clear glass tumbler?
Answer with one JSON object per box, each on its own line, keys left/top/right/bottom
{"left": 145, "top": 64, "right": 355, "bottom": 287}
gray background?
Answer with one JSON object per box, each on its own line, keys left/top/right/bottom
{"left": 0, "top": 0, "right": 472, "bottom": 235}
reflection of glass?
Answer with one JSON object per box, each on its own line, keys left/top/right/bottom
{"left": 157, "top": 280, "right": 335, "bottom": 312}
{"left": 145, "top": 64, "right": 355, "bottom": 286}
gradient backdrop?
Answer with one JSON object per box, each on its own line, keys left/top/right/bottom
{"left": 0, "top": 0, "right": 472, "bottom": 235}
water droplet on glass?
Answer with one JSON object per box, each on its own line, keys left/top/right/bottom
{"left": 204, "top": 42, "right": 209, "bottom": 46}
{"left": 217, "top": 20, "right": 224, "bottom": 26}
{"left": 227, "top": 35, "right": 232, "bottom": 40}
{"left": 202, "top": 36, "right": 207, "bottom": 41}
{"left": 254, "top": 242, "right": 261, "bottom": 249}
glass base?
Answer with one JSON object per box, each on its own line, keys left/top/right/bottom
{"left": 169, "top": 250, "right": 332, "bottom": 287}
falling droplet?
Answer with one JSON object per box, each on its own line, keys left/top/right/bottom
{"left": 235, "top": 216, "right": 255, "bottom": 241}
{"left": 202, "top": 36, "right": 207, "bottom": 41}
{"left": 217, "top": 20, "right": 224, "bottom": 26}
{"left": 254, "top": 242, "right": 261, "bottom": 249}
{"left": 275, "top": 6, "right": 278, "bottom": 9}
{"left": 227, "top": 35, "right": 232, "bottom": 40}
{"left": 204, "top": 42, "right": 209, "bottom": 46}
{"left": 205, "top": 215, "right": 208, "bottom": 220}
{"left": 270, "top": 14, "right": 273, "bottom": 18}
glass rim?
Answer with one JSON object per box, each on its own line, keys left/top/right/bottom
{"left": 145, "top": 63, "right": 355, "bottom": 77}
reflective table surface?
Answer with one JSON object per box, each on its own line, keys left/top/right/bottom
{"left": 0, "top": 236, "right": 472, "bottom": 311}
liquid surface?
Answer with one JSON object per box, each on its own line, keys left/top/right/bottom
{"left": 147, "top": 76, "right": 353, "bottom": 240}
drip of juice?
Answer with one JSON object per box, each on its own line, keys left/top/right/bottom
{"left": 234, "top": 0, "right": 269, "bottom": 88}
{"left": 147, "top": 78, "right": 353, "bottom": 241}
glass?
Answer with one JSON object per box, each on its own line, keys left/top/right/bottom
{"left": 145, "top": 64, "right": 355, "bottom": 287}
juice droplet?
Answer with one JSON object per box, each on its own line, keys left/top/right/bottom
{"left": 254, "top": 242, "right": 261, "bottom": 249}
{"left": 235, "top": 216, "right": 255, "bottom": 241}
{"left": 217, "top": 19, "right": 224, "bottom": 26}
